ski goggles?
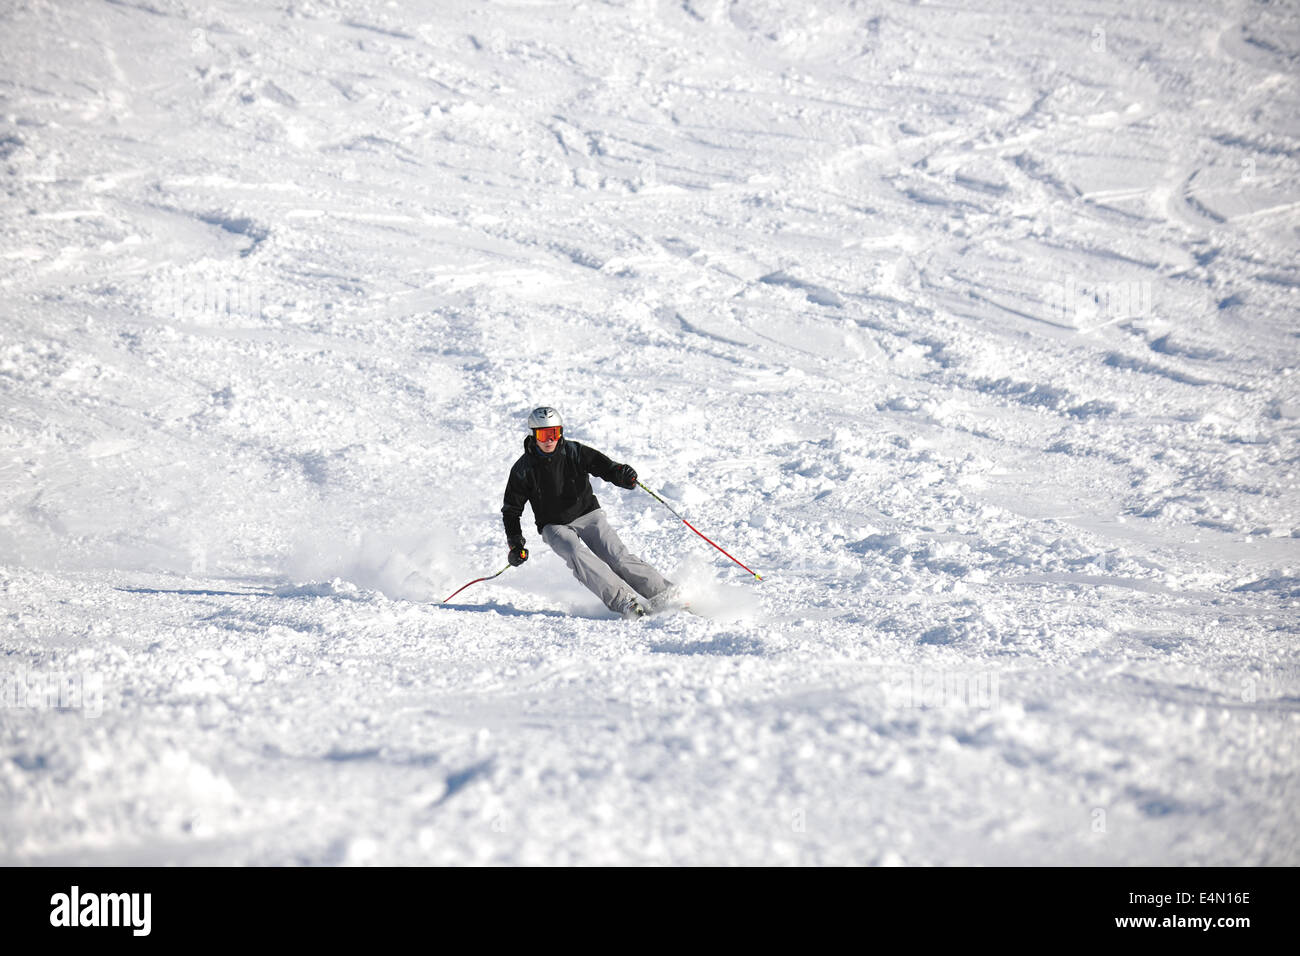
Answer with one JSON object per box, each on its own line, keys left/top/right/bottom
{"left": 533, "top": 426, "right": 562, "bottom": 443}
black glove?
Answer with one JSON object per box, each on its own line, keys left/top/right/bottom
{"left": 614, "top": 464, "right": 638, "bottom": 489}
{"left": 508, "top": 546, "right": 528, "bottom": 567}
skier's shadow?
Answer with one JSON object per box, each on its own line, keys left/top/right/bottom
{"left": 115, "top": 585, "right": 275, "bottom": 597}
{"left": 115, "top": 588, "right": 606, "bottom": 620}
{"left": 439, "top": 599, "right": 605, "bottom": 620}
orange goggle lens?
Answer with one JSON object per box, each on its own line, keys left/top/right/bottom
{"left": 533, "top": 426, "right": 562, "bottom": 443}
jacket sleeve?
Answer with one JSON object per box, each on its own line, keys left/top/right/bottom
{"left": 577, "top": 443, "right": 623, "bottom": 484}
{"left": 501, "top": 465, "right": 529, "bottom": 549}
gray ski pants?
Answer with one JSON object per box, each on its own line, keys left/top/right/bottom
{"left": 542, "top": 509, "right": 671, "bottom": 613}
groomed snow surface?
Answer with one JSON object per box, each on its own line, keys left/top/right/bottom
{"left": 2, "top": 0, "right": 1297, "bottom": 866}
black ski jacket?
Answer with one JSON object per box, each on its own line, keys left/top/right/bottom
{"left": 501, "top": 436, "right": 625, "bottom": 549}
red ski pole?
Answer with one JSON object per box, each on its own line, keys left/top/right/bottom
{"left": 637, "top": 481, "right": 762, "bottom": 581}
{"left": 442, "top": 554, "right": 521, "bottom": 604}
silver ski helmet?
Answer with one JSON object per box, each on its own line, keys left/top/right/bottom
{"left": 527, "top": 406, "right": 563, "bottom": 443}
{"left": 527, "top": 406, "right": 563, "bottom": 431}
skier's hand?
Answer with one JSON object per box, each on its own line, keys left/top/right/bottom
{"left": 508, "top": 546, "right": 528, "bottom": 567}
{"left": 614, "top": 464, "right": 638, "bottom": 489}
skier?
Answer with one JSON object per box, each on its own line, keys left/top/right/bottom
{"left": 502, "top": 407, "right": 677, "bottom": 619}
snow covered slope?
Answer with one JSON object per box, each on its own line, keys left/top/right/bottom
{"left": 1, "top": 0, "right": 1296, "bottom": 865}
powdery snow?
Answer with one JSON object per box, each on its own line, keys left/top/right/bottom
{"left": 1, "top": 0, "right": 1297, "bottom": 865}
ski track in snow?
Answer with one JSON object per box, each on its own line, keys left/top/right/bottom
{"left": 1, "top": 0, "right": 1297, "bottom": 865}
